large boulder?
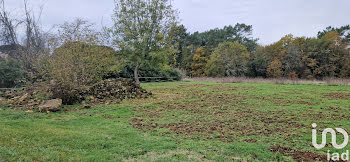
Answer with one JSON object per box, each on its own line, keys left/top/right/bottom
{"left": 38, "top": 99, "right": 62, "bottom": 112}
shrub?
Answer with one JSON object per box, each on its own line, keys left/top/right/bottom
{"left": 0, "top": 58, "right": 26, "bottom": 88}
{"left": 37, "top": 19, "right": 123, "bottom": 104}
{"left": 42, "top": 42, "right": 121, "bottom": 104}
{"left": 106, "top": 63, "right": 182, "bottom": 81}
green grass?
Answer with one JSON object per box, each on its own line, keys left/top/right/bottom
{"left": 1, "top": 81, "right": 350, "bottom": 161}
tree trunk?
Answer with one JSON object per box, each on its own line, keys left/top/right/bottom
{"left": 134, "top": 63, "right": 140, "bottom": 86}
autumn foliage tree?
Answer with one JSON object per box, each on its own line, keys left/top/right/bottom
{"left": 322, "top": 31, "right": 348, "bottom": 77}
{"left": 318, "top": 25, "right": 350, "bottom": 43}
{"left": 191, "top": 47, "right": 209, "bottom": 77}
{"left": 206, "top": 42, "right": 250, "bottom": 77}
{"left": 266, "top": 58, "right": 283, "bottom": 78}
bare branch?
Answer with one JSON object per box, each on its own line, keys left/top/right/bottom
{"left": 0, "top": 0, "right": 19, "bottom": 45}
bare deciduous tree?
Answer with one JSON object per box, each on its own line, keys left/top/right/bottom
{"left": 0, "top": 0, "right": 46, "bottom": 72}
{"left": 0, "top": 0, "right": 19, "bottom": 45}
{"left": 21, "top": 0, "right": 46, "bottom": 71}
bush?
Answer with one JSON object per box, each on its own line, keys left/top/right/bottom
{"left": 42, "top": 42, "right": 121, "bottom": 105}
{"left": 37, "top": 20, "right": 123, "bottom": 104}
{"left": 0, "top": 58, "right": 26, "bottom": 88}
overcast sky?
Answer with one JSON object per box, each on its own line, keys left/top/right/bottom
{"left": 4, "top": 0, "right": 350, "bottom": 45}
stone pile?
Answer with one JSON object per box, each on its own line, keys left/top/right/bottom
{"left": 0, "top": 83, "right": 53, "bottom": 110}
{"left": 88, "top": 78, "right": 150, "bottom": 104}
{"left": 0, "top": 78, "right": 150, "bottom": 112}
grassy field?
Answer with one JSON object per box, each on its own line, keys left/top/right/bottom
{"left": 1, "top": 81, "right": 350, "bottom": 161}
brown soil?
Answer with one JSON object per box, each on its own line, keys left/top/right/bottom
{"left": 131, "top": 104, "right": 307, "bottom": 143}
{"left": 270, "top": 145, "right": 327, "bottom": 161}
{"left": 324, "top": 93, "right": 350, "bottom": 100}
{"left": 129, "top": 83, "right": 350, "bottom": 160}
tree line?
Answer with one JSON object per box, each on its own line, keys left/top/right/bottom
{"left": 169, "top": 24, "right": 350, "bottom": 79}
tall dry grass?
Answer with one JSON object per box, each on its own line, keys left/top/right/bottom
{"left": 183, "top": 77, "right": 350, "bottom": 86}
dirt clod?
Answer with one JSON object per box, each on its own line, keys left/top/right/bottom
{"left": 270, "top": 145, "right": 327, "bottom": 161}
